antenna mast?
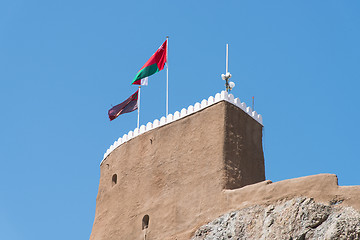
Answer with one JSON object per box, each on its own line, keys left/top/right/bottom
{"left": 221, "top": 43, "right": 235, "bottom": 92}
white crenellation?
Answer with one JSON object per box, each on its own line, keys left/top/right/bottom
{"left": 194, "top": 102, "right": 201, "bottom": 111}
{"left": 128, "top": 130, "right": 134, "bottom": 139}
{"left": 140, "top": 125, "right": 146, "bottom": 134}
{"left": 166, "top": 114, "right": 173, "bottom": 123}
{"left": 173, "top": 111, "right": 180, "bottom": 120}
{"left": 110, "top": 145, "right": 115, "bottom": 152}
{"left": 180, "top": 108, "right": 187, "bottom": 117}
{"left": 228, "top": 94, "right": 234, "bottom": 102}
{"left": 114, "top": 140, "right": 119, "bottom": 148}
{"left": 122, "top": 133, "right": 128, "bottom": 142}
{"left": 215, "top": 93, "right": 221, "bottom": 102}
{"left": 187, "top": 105, "right": 194, "bottom": 114}
{"left": 246, "top": 106, "right": 252, "bottom": 115}
{"left": 208, "top": 96, "right": 215, "bottom": 105}
{"left": 201, "top": 99, "right": 208, "bottom": 108}
{"left": 146, "top": 122, "right": 153, "bottom": 131}
{"left": 160, "top": 116, "right": 166, "bottom": 125}
{"left": 234, "top": 98, "right": 241, "bottom": 107}
{"left": 101, "top": 91, "right": 264, "bottom": 163}
{"left": 220, "top": 91, "right": 228, "bottom": 100}
{"left": 240, "top": 102, "right": 246, "bottom": 111}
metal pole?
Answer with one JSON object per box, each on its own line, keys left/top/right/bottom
{"left": 252, "top": 96, "right": 254, "bottom": 111}
{"left": 225, "top": 44, "right": 229, "bottom": 92}
{"left": 166, "top": 36, "right": 169, "bottom": 117}
{"left": 226, "top": 44, "right": 229, "bottom": 73}
{"left": 137, "top": 86, "right": 141, "bottom": 129}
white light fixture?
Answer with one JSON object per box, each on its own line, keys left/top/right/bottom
{"left": 229, "top": 81, "right": 235, "bottom": 89}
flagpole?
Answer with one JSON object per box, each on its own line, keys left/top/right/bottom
{"left": 137, "top": 86, "right": 141, "bottom": 129}
{"left": 166, "top": 36, "right": 169, "bottom": 117}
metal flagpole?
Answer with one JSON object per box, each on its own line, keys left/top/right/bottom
{"left": 137, "top": 86, "right": 141, "bottom": 129}
{"left": 166, "top": 36, "right": 169, "bottom": 117}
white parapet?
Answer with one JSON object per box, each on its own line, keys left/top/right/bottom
{"left": 173, "top": 111, "right": 180, "bottom": 120}
{"left": 208, "top": 96, "right": 215, "bottom": 105}
{"left": 220, "top": 91, "right": 228, "bottom": 100}
{"left": 140, "top": 125, "right": 146, "bottom": 134}
{"left": 153, "top": 119, "right": 160, "bottom": 128}
{"left": 246, "top": 106, "right": 252, "bottom": 115}
{"left": 133, "top": 128, "right": 139, "bottom": 137}
{"left": 146, "top": 122, "right": 153, "bottom": 131}
{"left": 194, "top": 102, "right": 201, "bottom": 111}
{"left": 160, "top": 116, "right": 166, "bottom": 125}
{"left": 180, "top": 108, "right": 187, "bottom": 117}
{"left": 228, "top": 94, "right": 234, "bottom": 102}
{"left": 234, "top": 98, "right": 241, "bottom": 107}
{"left": 128, "top": 130, "right": 134, "bottom": 139}
{"left": 187, "top": 105, "right": 194, "bottom": 114}
{"left": 201, "top": 99, "right": 208, "bottom": 108}
{"left": 240, "top": 102, "right": 246, "bottom": 111}
{"left": 166, "top": 114, "right": 174, "bottom": 123}
{"left": 101, "top": 91, "right": 264, "bottom": 164}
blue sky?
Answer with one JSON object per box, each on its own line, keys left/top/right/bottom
{"left": 1, "top": 1, "right": 359, "bottom": 239}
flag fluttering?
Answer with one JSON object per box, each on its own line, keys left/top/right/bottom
{"left": 132, "top": 40, "right": 167, "bottom": 85}
{"left": 139, "top": 77, "right": 148, "bottom": 86}
{"left": 108, "top": 90, "right": 139, "bottom": 121}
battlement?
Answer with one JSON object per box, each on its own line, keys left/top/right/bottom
{"left": 91, "top": 93, "right": 265, "bottom": 240}
{"left": 101, "top": 90, "right": 263, "bottom": 163}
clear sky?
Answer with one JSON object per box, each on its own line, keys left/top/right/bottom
{"left": 1, "top": 1, "right": 359, "bottom": 239}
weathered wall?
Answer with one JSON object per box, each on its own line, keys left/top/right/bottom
{"left": 90, "top": 101, "right": 265, "bottom": 240}
{"left": 176, "top": 174, "right": 360, "bottom": 240}
{"left": 90, "top": 99, "right": 360, "bottom": 240}
{"left": 224, "top": 103, "right": 265, "bottom": 189}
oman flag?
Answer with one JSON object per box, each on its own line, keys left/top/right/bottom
{"left": 132, "top": 40, "right": 167, "bottom": 85}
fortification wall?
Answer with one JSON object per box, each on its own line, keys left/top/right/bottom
{"left": 90, "top": 98, "right": 265, "bottom": 240}
{"left": 91, "top": 91, "right": 360, "bottom": 240}
{"left": 101, "top": 91, "right": 263, "bottom": 163}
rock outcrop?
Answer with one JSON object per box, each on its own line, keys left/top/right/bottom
{"left": 192, "top": 197, "right": 360, "bottom": 240}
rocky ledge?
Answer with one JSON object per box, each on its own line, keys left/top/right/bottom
{"left": 192, "top": 197, "right": 360, "bottom": 240}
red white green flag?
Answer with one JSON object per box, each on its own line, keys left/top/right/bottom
{"left": 108, "top": 90, "right": 139, "bottom": 121}
{"left": 132, "top": 40, "right": 167, "bottom": 85}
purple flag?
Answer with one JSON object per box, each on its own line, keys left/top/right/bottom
{"left": 108, "top": 90, "right": 138, "bottom": 121}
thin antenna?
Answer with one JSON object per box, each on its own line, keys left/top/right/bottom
{"left": 226, "top": 44, "right": 229, "bottom": 74}
{"left": 221, "top": 43, "right": 235, "bottom": 92}
{"left": 252, "top": 96, "right": 254, "bottom": 111}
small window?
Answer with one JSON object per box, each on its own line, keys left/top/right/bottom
{"left": 112, "top": 174, "right": 117, "bottom": 187}
{"left": 142, "top": 215, "right": 149, "bottom": 230}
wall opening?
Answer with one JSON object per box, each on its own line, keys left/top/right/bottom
{"left": 142, "top": 215, "right": 149, "bottom": 230}
{"left": 112, "top": 174, "right": 117, "bottom": 187}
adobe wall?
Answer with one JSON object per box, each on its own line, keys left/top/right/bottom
{"left": 90, "top": 100, "right": 265, "bottom": 240}
{"left": 90, "top": 97, "right": 360, "bottom": 240}
{"left": 176, "top": 174, "right": 360, "bottom": 240}
{"left": 224, "top": 103, "right": 265, "bottom": 189}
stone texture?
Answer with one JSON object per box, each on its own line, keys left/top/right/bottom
{"left": 192, "top": 197, "right": 360, "bottom": 240}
